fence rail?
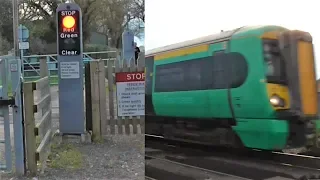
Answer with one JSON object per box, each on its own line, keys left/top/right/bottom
{"left": 86, "top": 55, "right": 145, "bottom": 141}
{"left": 24, "top": 59, "right": 53, "bottom": 175}
{"left": 22, "top": 51, "right": 119, "bottom": 84}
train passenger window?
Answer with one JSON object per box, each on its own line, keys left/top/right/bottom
{"left": 186, "top": 60, "right": 202, "bottom": 90}
{"left": 186, "top": 57, "right": 213, "bottom": 90}
{"left": 198, "top": 57, "right": 214, "bottom": 89}
{"left": 212, "top": 53, "right": 229, "bottom": 89}
{"left": 154, "top": 62, "right": 185, "bottom": 92}
{"left": 228, "top": 52, "right": 248, "bottom": 88}
{"left": 154, "top": 57, "right": 212, "bottom": 92}
{"left": 211, "top": 52, "right": 247, "bottom": 89}
{"left": 153, "top": 52, "right": 248, "bottom": 92}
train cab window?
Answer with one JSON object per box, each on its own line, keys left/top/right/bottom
{"left": 263, "top": 39, "right": 287, "bottom": 85}
{"left": 265, "top": 58, "right": 275, "bottom": 76}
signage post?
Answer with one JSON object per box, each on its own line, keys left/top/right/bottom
{"left": 122, "top": 30, "right": 135, "bottom": 65}
{"left": 56, "top": 3, "right": 85, "bottom": 134}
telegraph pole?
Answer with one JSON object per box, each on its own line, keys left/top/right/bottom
{"left": 12, "top": 0, "right": 26, "bottom": 175}
{"left": 12, "top": 0, "right": 19, "bottom": 58}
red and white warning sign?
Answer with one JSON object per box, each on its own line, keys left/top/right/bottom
{"left": 116, "top": 71, "right": 145, "bottom": 116}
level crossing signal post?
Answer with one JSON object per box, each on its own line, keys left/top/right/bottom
{"left": 56, "top": 3, "right": 85, "bottom": 134}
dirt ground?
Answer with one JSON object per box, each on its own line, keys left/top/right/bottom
{"left": 1, "top": 135, "right": 144, "bottom": 180}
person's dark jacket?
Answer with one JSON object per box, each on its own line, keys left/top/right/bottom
{"left": 135, "top": 46, "right": 140, "bottom": 64}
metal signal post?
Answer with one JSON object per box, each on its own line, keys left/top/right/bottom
{"left": 56, "top": 3, "right": 85, "bottom": 134}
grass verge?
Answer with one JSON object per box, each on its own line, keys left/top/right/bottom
{"left": 47, "top": 143, "right": 83, "bottom": 170}
{"left": 24, "top": 76, "right": 59, "bottom": 85}
{"left": 106, "top": 85, "right": 116, "bottom": 94}
{"left": 0, "top": 76, "right": 58, "bottom": 97}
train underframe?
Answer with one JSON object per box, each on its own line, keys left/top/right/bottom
{"left": 146, "top": 115, "right": 320, "bottom": 153}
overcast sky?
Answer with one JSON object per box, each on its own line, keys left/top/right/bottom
{"left": 145, "top": 0, "right": 320, "bottom": 77}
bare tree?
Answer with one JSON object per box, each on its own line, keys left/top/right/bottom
{"left": 19, "top": 0, "right": 99, "bottom": 43}
{"left": 95, "top": 0, "right": 144, "bottom": 48}
{"left": 0, "top": 0, "right": 13, "bottom": 43}
{"left": 132, "top": 0, "right": 144, "bottom": 22}
{"left": 0, "top": 35, "right": 13, "bottom": 55}
{"left": 17, "top": 0, "right": 144, "bottom": 52}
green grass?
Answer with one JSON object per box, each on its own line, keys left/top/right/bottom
{"left": 3, "top": 76, "right": 117, "bottom": 97}
{"left": 8, "top": 84, "right": 12, "bottom": 97}
{"left": 0, "top": 76, "right": 58, "bottom": 97}
{"left": 0, "top": 80, "right": 12, "bottom": 97}
{"left": 48, "top": 143, "right": 83, "bottom": 170}
{"left": 24, "top": 76, "right": 59, "bottom": 85}
{"left": 106, "top": 85, "right": 116, "bottom": 94}
{"left": 36, "top": 136, "right": 41, "bottom": 148}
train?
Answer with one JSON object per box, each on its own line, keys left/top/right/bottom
{"left": 145, "top": 25, "right": 320, "bottom": 153}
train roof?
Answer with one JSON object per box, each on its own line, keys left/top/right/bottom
{"left": 145, "top": 27, "right": 243, "bottom": 57}
{"left": 145, "top": 25, "right": 283, "bottom": 57}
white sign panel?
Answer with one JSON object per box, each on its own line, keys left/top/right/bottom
{"left": 19, "top": 42, "right": 29, "bottom": 50}
{"left": 60, "top": 61, "right": 80, "bottom": 79}
{"left": 116, "top": 72, "right": 145, "bottom": 116}
{"left": 10, "top": 63, "right": 18, "bottom": 72}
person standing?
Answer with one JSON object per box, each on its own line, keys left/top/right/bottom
{"left": 134, "top": 42, "right": 140, "bottom": 65}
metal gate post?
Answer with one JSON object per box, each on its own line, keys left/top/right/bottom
{"left": 0, "top": 59, "right": 12, "bottom": 171}
{"left": 10, "top": 59, "right": 25, "bottom": 174}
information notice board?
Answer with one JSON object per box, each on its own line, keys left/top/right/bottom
{"left": 116, "top": 71, "right": 145, "bottom": 116}
{"left": 60, "top": 61, "right": 80, "bottom": 79}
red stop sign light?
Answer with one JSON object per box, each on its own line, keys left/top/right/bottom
{"left": 57, "top": 10, "right": 81, "bottom": 56}
{"left": 62, "top": 16, "right": 76, "bottom": 29}
{"left": 58, "top": 10, "right": 80, "bottom": 33}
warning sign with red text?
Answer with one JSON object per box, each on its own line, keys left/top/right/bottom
{"left": 116, "top": 71, "right": 145, "bottom": 116}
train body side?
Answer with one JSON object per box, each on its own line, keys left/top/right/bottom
{"left": 145, "top": 25, "right": 320, "bottom": 151}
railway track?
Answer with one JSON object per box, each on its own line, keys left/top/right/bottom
{"left": 145, "top": 134, "right": 320, "bottom": 180}
{"left": 146, "top": 154, "right": 252, "bottom": 180}
{"left": 145, "top": 176, "right": 157, "bottom": 180}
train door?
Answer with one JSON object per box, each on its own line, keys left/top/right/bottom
{"left": 145, "top": 56, "right": 156, "bottom": 116}
{"left": 208, "top": 42, "right": 234, "bottom": 122}
{"left": 228, "top": 37, "right": 260, "bottom": 119}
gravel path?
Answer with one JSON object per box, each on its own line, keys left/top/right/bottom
{"left": 1, "top": 135, "right": 144, "bottom": 180}
{"left": 1, "top": 86, "right": 145, "bottom": 180}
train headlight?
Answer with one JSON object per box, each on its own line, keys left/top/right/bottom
{"left": 270, "top": 95, "right": 285, "bottom": 107}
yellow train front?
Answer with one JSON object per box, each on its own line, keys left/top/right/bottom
{"left": 273, "top": 30, "right": 320, "bottom": 152}
{"left": 145, "top": 26, "right": 320, "bottom": 152}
